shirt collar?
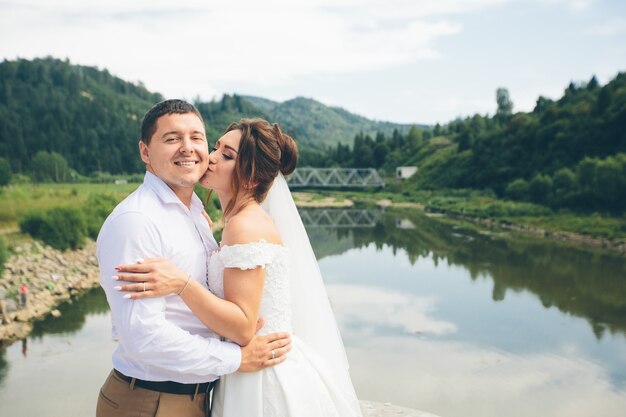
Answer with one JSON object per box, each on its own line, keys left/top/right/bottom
{"left": 143, "top": 171, "right": 203, "bottom": 213}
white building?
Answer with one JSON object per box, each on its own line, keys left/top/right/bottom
{"left": 396, "top": 166, "right": 418, "bottom": 180}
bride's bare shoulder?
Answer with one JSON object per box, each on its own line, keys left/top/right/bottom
{"left": 222, "top": 206, "right": 282, "bottom": 246}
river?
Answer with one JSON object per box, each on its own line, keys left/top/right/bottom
{"left": 1, "top": 207, "right": 625, "bottom": 417}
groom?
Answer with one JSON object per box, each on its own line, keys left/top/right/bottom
{"left": 96, "top": 99, "right": 291, "bottom": 417}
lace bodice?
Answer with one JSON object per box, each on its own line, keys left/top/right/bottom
{"left": 207, "top": 240, "right": 292, "bottom": 335}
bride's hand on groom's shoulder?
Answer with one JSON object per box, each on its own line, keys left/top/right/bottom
{"left": 113, "top": 258, "right": 189, "bottom": 299}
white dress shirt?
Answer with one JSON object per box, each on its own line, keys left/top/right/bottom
{"left": 97, "top": 171, "right": 241, "bottom": 383}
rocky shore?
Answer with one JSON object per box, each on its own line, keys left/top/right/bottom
{"left": 0, "top": 239, "right": 100, "bottom": 345}
{"left": 439, "top": 210, "right": 626, "bottom": 253}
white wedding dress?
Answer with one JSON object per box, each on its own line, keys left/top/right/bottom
{"left": 207, "top": 240, "right": 361, "bottom": 417}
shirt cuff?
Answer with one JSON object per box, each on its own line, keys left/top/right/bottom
{"left": 217, "top": 341, "right": 242, "bottom": 376}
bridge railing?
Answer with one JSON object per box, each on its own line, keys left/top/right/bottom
{"left": 287, "top": 168, "right": 385, "bottom": 188}
{"left": 298, "top": 208, "right": 382, "bottom": 228}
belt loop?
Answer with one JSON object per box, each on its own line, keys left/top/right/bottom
{"left": 129, "top": 378, "right": 137, "bottom": 391}
{"left": 192, "top": 383, "right": 200, "bottom": 401}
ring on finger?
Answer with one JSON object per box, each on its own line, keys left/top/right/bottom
{"left": 271, "top": 349, "right": 276, "bottom": 359}
{"left": 142, "top": 282, "right": 146, "bottom": 292}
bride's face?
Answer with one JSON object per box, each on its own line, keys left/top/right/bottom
{"left": 200, "top": 129, "right": 241, "bottom": 193}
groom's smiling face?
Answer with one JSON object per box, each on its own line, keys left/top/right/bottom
{"left": 139, "top": 112, "right": 209, "bottom": 200}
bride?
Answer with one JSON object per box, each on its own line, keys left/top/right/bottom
{"left": 115, "top": 118, "right": 362, "bottom": 417}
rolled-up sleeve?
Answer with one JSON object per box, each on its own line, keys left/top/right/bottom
{"left": 98, "top": 212, "right": 241, "bottom": 382}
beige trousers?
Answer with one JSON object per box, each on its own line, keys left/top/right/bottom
{"left": 96, "top": 370, "right": 207, "bottom": 417}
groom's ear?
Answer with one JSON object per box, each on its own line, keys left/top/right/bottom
{"left": 139, "top": 140, "right": 150, "bottom": 164}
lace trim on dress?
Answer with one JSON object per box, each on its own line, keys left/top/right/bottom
{"left": 219, "top": 239, "right": 286, "bottom": 270}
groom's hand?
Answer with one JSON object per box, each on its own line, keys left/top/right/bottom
{"left": 238, "top": 332, "right": 292, "bottom": 372}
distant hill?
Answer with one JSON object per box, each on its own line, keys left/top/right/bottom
{"left": 242, "top": 95, "right": 416, "bottom": 147}
{"left": 0, "top": 58, "right": 421, "bottom": 176}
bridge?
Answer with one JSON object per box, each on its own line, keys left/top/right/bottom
{"left": 287, "top": 168, "right": 385, "bottom": 188}
{"left": 298, "top": 208, "right": 383, "bottom": 228}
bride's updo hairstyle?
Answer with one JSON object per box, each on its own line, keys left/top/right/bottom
{"left": 223, "top": 118, "right": 298, "bottom": 218}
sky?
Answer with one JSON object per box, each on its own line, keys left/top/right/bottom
{"left": 1, "top": 0, "right": 625, "bottom": 125}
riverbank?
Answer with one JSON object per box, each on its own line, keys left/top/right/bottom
{"left": 373, "top": 198, "right": 626, "bottom": 253}
{"left": 0, "top": 239, "right": 100, "bottom": 345}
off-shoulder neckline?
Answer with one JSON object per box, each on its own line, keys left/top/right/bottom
{"left": 219, "top": 238, "right": 285, "bottom": 250}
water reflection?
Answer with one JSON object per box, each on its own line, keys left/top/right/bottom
{"left": 348, "top": 335, "right": 626, "bottom": 417}
{"left": 31, "top": 288, "right": 110, "bottom": 338}
{"left": 0, "top": 288, "right": 111, "bottom": 389}
{"left": 328, "top": 284, "right": 457, "bottom": 336}
{"left": 0, "top": 288, "right": 116, "bottom": 417}
{"left": 0, "top": 208, "right": 624, "bottom": 417}
{"left": 301, "top": 207, "right": 626, "bottom": 339}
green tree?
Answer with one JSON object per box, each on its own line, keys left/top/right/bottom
{"left": 587, "top": 75, "right": 599, "bottom": 90}
{"left": 352, "top": 133, "right": 375, "bottom": 167}
{"left": 0, "top": 157, "right": 11, "bottom": 186}
{"left": 576, "top": 157, "right": 597, "bottom": 195}
{"left": 406, "top": 126, "right": 424, "bottom": 151}
{"left": 595, "top": 157, "right": 623, "bottom": 208}
{"left": 373, "top": 142, "right": 389, "bottom": 168}
{"left": 31, "top": 151, "right": 71, "bottom": 182}
{"left": 529, "top": 174, "right": 553, "bottom": 204}
{"left": 496, "top": 88, "right": 513, "bottom": 116}
{"left": 505, "top": 178, "right": 529, "bottom": 201}
{"left": 552, "top": 167, "right": 576, "bottom": 193}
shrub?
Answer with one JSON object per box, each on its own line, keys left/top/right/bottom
{"left": 19, "top": 207, "right": 87, "bottom": 250}
{"left": 11, "top": 173, "right": 32, "bottom": 184}
{"left": 505, "top": 178, "right": 529, "bottom": 201}
{"left": 84, "top": 194, "right": 118, "bottom": 239}
{"left": 19, "top": 211, "right": 47, "bottom": 238}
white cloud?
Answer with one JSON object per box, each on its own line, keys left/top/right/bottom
{"left": 2, "top": 0, "right": 621, "bottom": 123}
{"left": 347, "top": 336, "right": 626, "bottom": 417}
{"left": 0, "top": 0, "right": 502, "bottom": 99}
{"left": 327, "top": 284, "right": 457, "bottom": 335}
{"left": 541, "top": 0, "right": 596, "bottom": 12}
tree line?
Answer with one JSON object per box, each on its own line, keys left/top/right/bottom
{"left": 1, "top": 58, "right": 624, "bottom": 214}
{"left": 309, "top": 73, "right": 625, "bottom": 214}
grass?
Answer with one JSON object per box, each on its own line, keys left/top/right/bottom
{"left": 1, "top": 182, "right": 624, "bottom": 243}
{"left": 310, "top": 187, "right": 626, "bottom": 241}
{"left": 0, "top": 183, "right": 138, "bottom": 229}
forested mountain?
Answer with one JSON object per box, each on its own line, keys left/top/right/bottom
{"left": 323, "top": 73, "right": 626, "bottom": 213}
{"left": 2, "top": 57, "right": 623, "bottom": 213}
{"left": 0, "top": 57, "right": 415, "bottom": 177}
{"left": 242, "top": 95, "right": 414, "bottom": 147}
{"left": 0, "top": 57, "right": 163, "bottom": 176}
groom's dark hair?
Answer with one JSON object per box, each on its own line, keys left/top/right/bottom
{"left": 140, "top": 99, "right": 204, "bottom": 144}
